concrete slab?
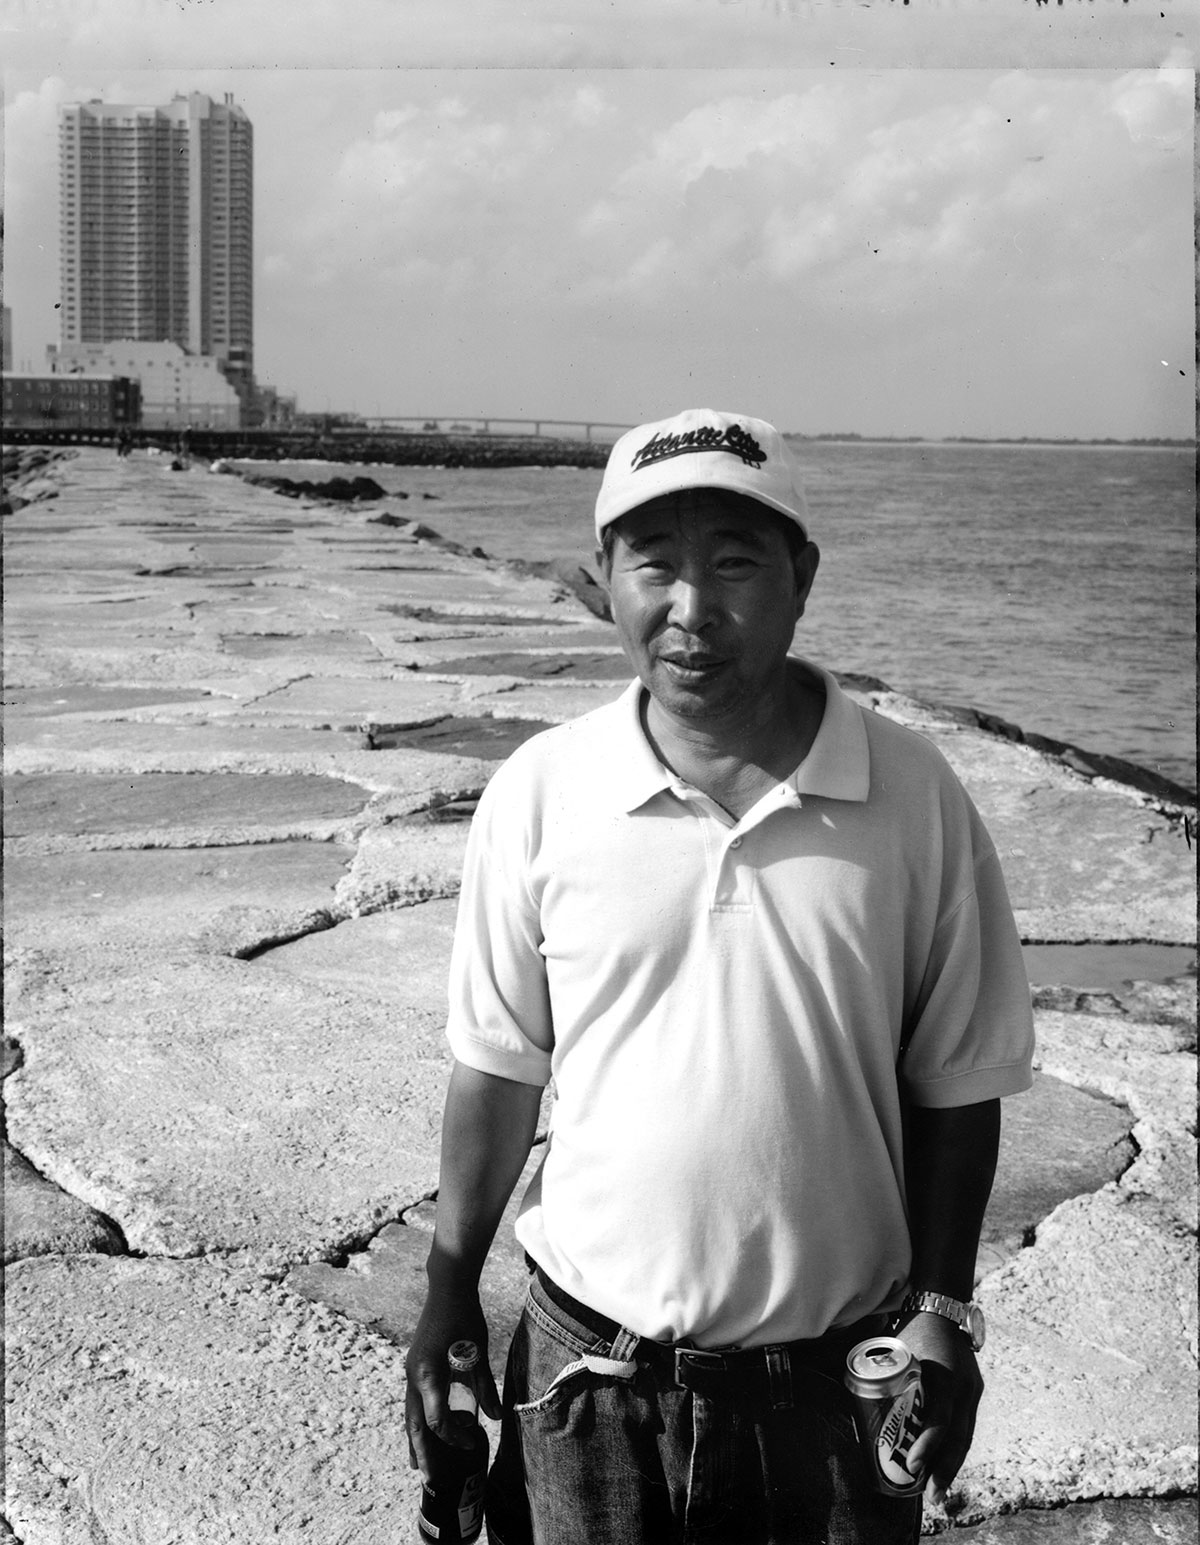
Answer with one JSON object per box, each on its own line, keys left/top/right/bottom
{"left": 333, "top": 826, "right": 471, "bottom": 916}
{"left": 185, "top": 592, "right": 356, "bottom": 625}
{"left": 996, "top": 787, "right": 1193, "bottom": 943}
{"left": 389, "top": 627, "right": 619, "bottom": 661}
{"left": 4, "top": 1141, "right": 125, "bottom": 1264}
{"left": 383, "top": 608, "right": 591, "bottom": 633}
{"left": 1032, "top": 1009, "right": 1197, "bottom": 1130}
{"left": 465, "top": 678, "right": 630, "bottom": 722}
{"left": 1032, "top": 1007, "right": 1198, "bottom": 1232}
{"left": 217, "top": 631, "right": 385, "bottom": 663}
{"left": 369, "top": 715, "right": 551, "bottom": 759}
{"left": 874, "top": 703, "right": 1195, "bottom": 944}
{"left": 244, "top": 675, "right": 466, "bottom": 728}
{"left": 1116, "top": 972, "right": 1197, "bottom": 1034}
{"left": 186, "top": 540, "right": 305, "bottom": 567}
{"left": 3, "top": 771, "right": 370, "bottom": 841}
{"left": 5, "top": 946, "right": 452, "bottom": 1263}
{"left": 2, "top": 639, "right": 258, "bottom": 691}
{"left": 3, "top": 685, "right": 213, "bottom": 716}
{"left": 4, "top": 720, "right": 368, "bottom": 773}
{"left": 304, "top": 567, "right": 561, "bottom": 608}
{"left": 953, "top": 1190, "right": 1199, "bottom": 1522}
{"left": 257, "top": 896, "right": 461, "bottom": 997}
{"left": 3, "top": 843, "right": 354, "bottom": 952}
{"left": 978, "top": 1075, "right": 1134, "bottom": 1278}
{"left": 4, "top": 1253, "right": 422, "bottom": 1544}
{"left": 415, "top": 649, "right": 633, "bottom": 679}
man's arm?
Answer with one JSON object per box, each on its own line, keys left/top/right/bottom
{"left": 404, "top": 1060, "right": 543, "bottom": 1479}
{"left": 897, "top": 1097, "right": 1001, "bottom": 1505}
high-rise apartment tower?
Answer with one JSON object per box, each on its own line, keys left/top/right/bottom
{"left": 59, "top": 92, "right": 253, "bottom": 398}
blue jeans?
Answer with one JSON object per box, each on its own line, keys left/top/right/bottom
{"left": 485, "top": 1271, "right": 923, "bottom": 1545}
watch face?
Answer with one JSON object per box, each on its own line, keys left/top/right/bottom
{"left": 968, "top": 1304, "right": 986, "bottom": 1350}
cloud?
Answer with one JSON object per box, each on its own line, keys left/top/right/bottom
{"left": 562, "top": 70, "right": 1194, "bottom": 331}
{"left": 287, "top": 78, "right": 619, "bottom": 292}
{"left": 4, "top": 75, "right": 69, "bottom": 205}
{"left": 1110, "top": 65, "right": 1194, "bottom": 146}
{"left": 569, "top": 84, "right": 610, "bottom": 127}
{"left": 258, "top": 64, "right": 1192, "bottom": 397}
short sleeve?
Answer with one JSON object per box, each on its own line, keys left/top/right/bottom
{"left": 445, "top": 762, "right": 555, "bottom": 1087}
{"left": 902, "top": 835, "right": 1035, "bottom": 1109}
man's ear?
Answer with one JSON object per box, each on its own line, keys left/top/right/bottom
{"left": 594, "top": 544, "right": 612, "bottom": 589}
{"left": 793, "top": 541, "right": 820, "bottom": 619}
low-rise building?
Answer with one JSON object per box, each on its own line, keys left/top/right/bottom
{"left": 3, "top": 370, "right": 141, "bottom": 431}
{"left": 253, "top": 382, "right": 298, "bottom": 429}
{"left": 48, "top": 340, "right": 242, "bottom": 429}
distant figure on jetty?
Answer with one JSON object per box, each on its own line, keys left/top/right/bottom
{"left": 405, "top": 408, "right": 1035, "bottom": 1543}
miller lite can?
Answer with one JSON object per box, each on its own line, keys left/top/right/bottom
{"left": 844, "top": 1336, "right": 924, "bottom": 1496}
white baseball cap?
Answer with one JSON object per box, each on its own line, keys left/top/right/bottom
{"left": 595, "top": 408, "right": 809, "bottom": 542}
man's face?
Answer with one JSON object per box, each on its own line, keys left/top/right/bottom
{"left": 599, "top": 490, "right": 819, "bottom": 725}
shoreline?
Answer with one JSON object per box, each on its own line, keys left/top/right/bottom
{"left": 226, "top": 455, "right": 1200, "bottom": 811}
{"left": 10, "top": 445, "right": 1196, "bottom": 810}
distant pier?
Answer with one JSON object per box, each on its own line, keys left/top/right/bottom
{"left": 2, "top": 418, "right": 630, "bottom": 469}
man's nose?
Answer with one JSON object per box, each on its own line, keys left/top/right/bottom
{"left": 666, "top": 572, "right": 721, "bottom": 632}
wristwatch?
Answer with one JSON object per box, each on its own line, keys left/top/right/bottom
{"left": 899, "top": 1290, "right": 986, "bottom": 1352}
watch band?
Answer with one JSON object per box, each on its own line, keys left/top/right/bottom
{"left": 899, "top": 1290, "right": 986, "bottom": 1350}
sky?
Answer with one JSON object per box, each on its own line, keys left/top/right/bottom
{"left": 3, "top": 1, "right": 1196, "bottom": 439}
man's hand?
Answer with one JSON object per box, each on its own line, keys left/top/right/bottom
{"left": 403, "top": 1064, "right": 541, "bottom": 1479}
{"left": 895, "top": 1312, "right": 983, "bottom": 1507}
{"left": 901, "top": 1099, "right": 999, "bottom": 1504}
{"left": 404, "top": 1287, "right": 502, "bottom": 1482}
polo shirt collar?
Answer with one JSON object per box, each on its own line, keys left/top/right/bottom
{"left": 608, "top": 658, "right": 871, "bottom": 813}
{"left": 609, "top": 679, "right": 676, "bottom": 813}
{"left": 789, "top": 659, "right": 872, "bottom": 803}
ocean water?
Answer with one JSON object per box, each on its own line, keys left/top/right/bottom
{"left": 244, "top": 443, "right": 1196, "bottom": 792}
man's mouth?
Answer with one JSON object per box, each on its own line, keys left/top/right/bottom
{"left": 659, "top": 653, "right": 726, "bottom": 681}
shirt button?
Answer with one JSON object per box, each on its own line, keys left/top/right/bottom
{"left": 729, "top": 836, "right": 743, "bottom": 848}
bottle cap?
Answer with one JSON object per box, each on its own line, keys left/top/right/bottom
{"left": 448, "top": 1339, "right": 480, "bottom": 1373}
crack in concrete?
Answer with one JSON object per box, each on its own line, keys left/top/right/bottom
{"left": 319, "top": 1193, "right": 441, "bottom": 1272}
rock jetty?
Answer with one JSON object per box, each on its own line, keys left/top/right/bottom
{"left": 3, "top": 447, "right": 1196, "bottom": 1542}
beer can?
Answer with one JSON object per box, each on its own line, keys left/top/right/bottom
{"left": 844, "top": 1336, "right": 924, "bottom": 1497}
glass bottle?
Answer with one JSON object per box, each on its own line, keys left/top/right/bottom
{"left": 416, "top": 1340, "right": 489, "bottom": 1543}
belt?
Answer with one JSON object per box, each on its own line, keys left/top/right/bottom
{"left": 533, "top": 1265, "right": 888, "bottom": 1409}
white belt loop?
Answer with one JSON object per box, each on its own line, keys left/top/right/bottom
{"left": 539, "top": 1350, "right": 639, "bottom": 1401}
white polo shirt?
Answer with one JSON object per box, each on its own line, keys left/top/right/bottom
{"left": 446, "top": 663, "right": 1034, "bottom": 1347}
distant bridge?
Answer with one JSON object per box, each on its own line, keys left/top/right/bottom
{"left": 359, "top": 417, "right": 633, "bottom": 441}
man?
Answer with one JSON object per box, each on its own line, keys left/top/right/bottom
{"left": 406, "top": 408, "right": 1034, "bottom": 1544}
